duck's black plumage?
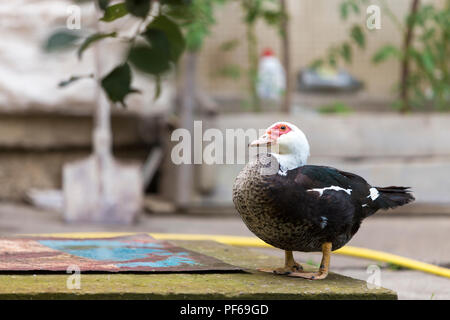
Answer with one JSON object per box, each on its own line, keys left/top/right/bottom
{"left": 233, "top": 154, "right": 414, "bottom": 252}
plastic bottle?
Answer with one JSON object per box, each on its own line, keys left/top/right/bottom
{"left": 256, "top": 48, "right": 286, "bottom": 100}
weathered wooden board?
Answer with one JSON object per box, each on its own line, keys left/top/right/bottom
{"left": 0, "top": 234, "right": 241, "bottom": 273}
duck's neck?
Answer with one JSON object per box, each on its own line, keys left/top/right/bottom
{"left": 270, "top": 152, "right": 308, "bottom": 176}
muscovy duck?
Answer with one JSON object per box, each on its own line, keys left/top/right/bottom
{"left": 232, "top": 122, "right": 414, "bottom": 280}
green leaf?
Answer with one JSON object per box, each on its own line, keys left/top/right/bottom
{"left": 144, "top": 15, "right": 186, "bottom": 62}
{"left": 125, "top": 0, "right": 151, "bottom": 18}
{"left": 244, "top": 1, "right": 261, "bottom": 24}
{"left": 328, "top": 53, "right": 337, "bottom": 68}
{"left": 100, "top": 3, "right": 128, "bottom": 22}
{"left": 171, "top": 0, "right": 224, "bottom": 51}
{"left": 164, "top": 4, "right": 197, "bottom": 22}
{"left": 128, "top": 44, "right": 171, "bottom": 75}
{"left": 350, "top": 25, "right": 365, "bottom": 48}
{"left": 421, "top": 47, "right": 435, "bottom": 74}
{"left": 262, "top": 10, "right": 282, "bottom": 26}
{"left": 184, "top": 22, "right": 209, "bottom": 51}
{"left": 319, "top": 101, "right": 353, "bottom": 114}
{"left": 101, "top": 63, "right": 139, "bottom": 107}
{"left": 144, "top": 29, "right": 171, "bottom": 57}
{"left": 340, "top": 0, "right": 359, "bottom": 20}
{"left": 77, "top": 32, "right": 117, "bottom": 59}
{"left": 421, "top": 28, "right": 436, "bottom": 41}
{"left": 310, "top": 59, "right": 324, "bottom": 69}
{"left": 372, "top": 44, "right": 401, "bottom": 63}
{"left": 340, "top": 2, "right": 349, "bottom": 19}
{"left": 326, "top": 47, "right": 340, "bottom": 68}
{"left": 216, "top": 64, "right": 241, "bottom": 79}
{"left": 44, "top": 30, "right": 81, "bottom": 52}
{"left": 349, "top": 1, "right": 360, "bottom": 15}
{"left": 219, "top": 39, "right": 240, "bottom": 51}
{"left": 97, "top": 0, "right": 109, "bottom": 11}
{"left": 341, "top": 42, "right": 352, "bottom": 63}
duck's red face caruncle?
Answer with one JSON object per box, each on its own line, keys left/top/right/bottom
{"left": 250, "top": 123, "right": 292, "bottom": 147}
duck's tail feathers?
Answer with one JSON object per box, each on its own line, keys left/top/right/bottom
{"left": 374, "top": 186, "right": 415, "bottom": 210}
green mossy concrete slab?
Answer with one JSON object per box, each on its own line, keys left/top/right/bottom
{"left": 0, "top": 240, "right": 397, "bottom": 300}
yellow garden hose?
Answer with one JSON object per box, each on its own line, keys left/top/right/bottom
{"left": 30, "top": 232, "right": 450, "bottom": 279}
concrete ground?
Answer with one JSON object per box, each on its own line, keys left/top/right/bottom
{"left": 0, "top": 202, "right": 449, "bottom": 300}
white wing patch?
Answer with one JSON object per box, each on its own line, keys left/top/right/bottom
{"left": 307, "top": 186, "right": 352, "bottom": 196}
{"left": 367, "top": 187, "right": 380, "bottom": 201}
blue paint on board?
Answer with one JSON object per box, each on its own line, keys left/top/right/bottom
{"left": 37, "top": 239, "right": 201, "bottom": 267}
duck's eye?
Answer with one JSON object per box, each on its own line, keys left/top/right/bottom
{"left": 280, "top": 125, "right": 286, "bottom": 130}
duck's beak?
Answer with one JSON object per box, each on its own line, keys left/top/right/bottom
{"left": 250, "top": 132, "right": 277, "bottom": 147}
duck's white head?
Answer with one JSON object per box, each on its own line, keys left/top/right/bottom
{"left": 250, "top": 121, "right": 310, "bottom": 174}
